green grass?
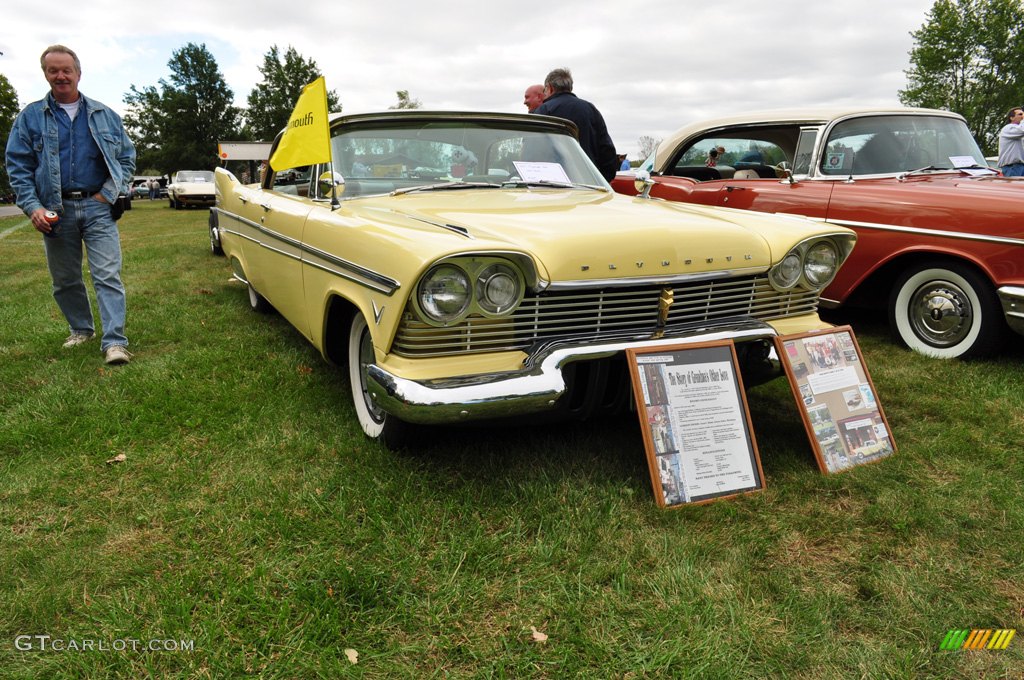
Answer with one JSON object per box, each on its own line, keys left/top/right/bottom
{"left": 1, "top": 200, "right": 1022, "bottom": 678}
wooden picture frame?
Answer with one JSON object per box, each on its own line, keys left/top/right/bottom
{"left": 626, "top": 340, "right": 765, "bottom": 507}
{"left": 774, "top": 326, "right": 896, "bottom": 474}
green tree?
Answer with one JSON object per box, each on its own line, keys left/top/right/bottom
{"left": 0, "top": 73, "right": 19, "bottom": 199}
{"left": 389, "top": 90, "right": 422, "bottom": 110}
{"left": 900, "top": 0, "right": 1024, "bottom": 153}
{"left": 123, "top": 43, "right": 241, "bottom": 174}
{"left": 244, "top": 45, "right": 340, "bottom": 141}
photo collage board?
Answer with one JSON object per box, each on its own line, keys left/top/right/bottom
{"left": 775, "top": 326, "right": 896, "bottom": 473}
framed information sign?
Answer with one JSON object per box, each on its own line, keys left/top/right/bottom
{"left": 626, "top": 340, "right": 765, "bottom": 507}
{"left": 775, "top": 326, "right": 896, "bottom": 474}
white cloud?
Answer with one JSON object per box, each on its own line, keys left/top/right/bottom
{"left": 1, "top": 0, "right": 936, "bottom": 156}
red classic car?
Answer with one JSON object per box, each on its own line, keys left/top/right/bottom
{"left": 613, "top": 107, "right": 1024, "bottom": 359}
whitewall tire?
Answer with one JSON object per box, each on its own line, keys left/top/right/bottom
{"left": 347, "top": 313, "right": 407, "bottom": 448}
{"left": 889, "top": 262, "right": 1004, "bottom": 359}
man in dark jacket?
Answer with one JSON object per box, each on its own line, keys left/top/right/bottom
{"left": 533, "top": 68, "right": 619, "bottom": 181}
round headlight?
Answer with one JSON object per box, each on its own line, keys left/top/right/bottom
{"left": 418, "top": 264, "right": 470, "bottom": 323}
{"left": 771, "top": 252, "right": 802, "bottom": 289}
{"left": 476, "top": 264, "right": 522, "bottom": 315}
{"left": 803, "top": 241, "right": 839, "bottom": 287}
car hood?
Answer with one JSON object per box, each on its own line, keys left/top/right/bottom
{"left": 342, "top": 190, "right": 825, "bottom": 282}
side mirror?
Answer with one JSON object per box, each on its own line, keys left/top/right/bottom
{"left": 633, "top": 169, "right": 655, "bottom": 199}
{"left": 318, "top": 171, "right": 345, "bottom": 199}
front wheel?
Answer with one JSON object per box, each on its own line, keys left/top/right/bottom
{"left": 889, "top": 262, "right": 1005, "bottom": 359}
{"left": 348, "top": 314, "right": 408, "bottom": 448}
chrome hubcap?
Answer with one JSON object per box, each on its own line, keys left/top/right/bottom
{"left": 909, "top": 280, "right": 972, "bottom": 347}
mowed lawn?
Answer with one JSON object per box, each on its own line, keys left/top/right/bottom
{"left": 1, "top": 199, "right": 1022, "bottom": 678}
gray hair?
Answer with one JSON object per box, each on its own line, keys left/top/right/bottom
{"left": 544, "top": 68, "right": 573, "bottom": 94}
{"left": 40, "top": 44, "right": 81, "bottom": 73}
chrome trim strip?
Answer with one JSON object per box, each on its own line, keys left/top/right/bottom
{"left": 548, "top": 266, "right": 769, "bottom": 291}
{"left": 220, "top": 226, "right": 260, "bottom": 246}
{"left": 216, "top": 209, "right": 401, "bottom": 296}
{"left": 367, "top": 320, "right": 779, "bottom": 424}
{"left": 300, "top": 243, "right": 401, "bottom": 295}
{"left": 821, "top": 217, "right": 1024, "bottom": 248}
{"left": 302, "top": 258, "right": 398, "bottom": 295}
{"left": 263, "top": 243, "right": 301, "bottom": 261}
{"left": 997, "top": 286, "right": 1024, "bottom": 337}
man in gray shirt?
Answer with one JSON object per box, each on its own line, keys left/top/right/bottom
{"left": 997, "top": 106, "right": 1024, "bottom": 177}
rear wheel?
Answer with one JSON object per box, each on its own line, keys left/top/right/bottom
{"left": 209, "top": 211, "right": 224, "bottom": 256}
{"left": 889, "top": 261, "right": 1005, "bottom": 359}
{"left": 348, "top": 313, "right": 408, "bottom": 448}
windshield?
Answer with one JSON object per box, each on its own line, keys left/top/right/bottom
{"left": 820, "top": 115, "right": 986, "bottom": 176}
{"left": 323, "top": 120, "right": 607, "bottom": 198}
{"left": 175, "top": 171, "right": 214, "bottom": 183}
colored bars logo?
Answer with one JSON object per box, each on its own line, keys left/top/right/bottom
{"left": 940, "top": 629, "right": 1016, "bottom": 650}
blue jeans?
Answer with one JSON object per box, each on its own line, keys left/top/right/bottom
{"left": 43, "top": 197, "right": 128, "bottom": 351}
{"left": 1001, "top": 163, "right": 1024, "bottom": 177}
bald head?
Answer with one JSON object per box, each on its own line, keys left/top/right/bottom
{"left": 524, "top": 84, "right": 544, "bottom": 112}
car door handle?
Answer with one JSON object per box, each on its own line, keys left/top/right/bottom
{"left": 725, "top": 186, "right": 749, "bottom": 192}
{"left": 259, "top": 202, "right": 272, "bottom": 211}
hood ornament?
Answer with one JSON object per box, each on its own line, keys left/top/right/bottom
{"left": 652, "top": 287, "right": 674, "bottom": 339}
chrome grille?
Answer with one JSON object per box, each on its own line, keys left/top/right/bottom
{"left": 393, "top": 274, "right": 818, "bottom": 357}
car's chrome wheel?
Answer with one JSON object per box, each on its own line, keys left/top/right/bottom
{"left": 348, "top": 313, "right": 407, "bottom": 448}
{"left": 889, "top": 262, "right": 1004, "bottom": 359}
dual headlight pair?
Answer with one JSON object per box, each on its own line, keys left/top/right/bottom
{"left": 769, "top": 237, "right": 846, "bottom": 291}
{"left": 416, "top": 258, "right": 525, "bottom": 325}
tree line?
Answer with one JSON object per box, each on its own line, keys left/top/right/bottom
{"left": 1, "top": 0, "right": 1023, "bottom": 196}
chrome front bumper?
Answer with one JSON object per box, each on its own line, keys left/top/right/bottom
{"left": 366, "top": 320, "right": 782, "bottom": 425}
{"left": 998, "top": 286, "right": 1024, "bottom": 336}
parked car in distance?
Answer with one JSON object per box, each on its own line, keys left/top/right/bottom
{"left": 131, "top": 180, "right": 148, "bottom": 199}
{"left": 212, "top": 110, "right": 856, "bottom": 448}
{"left": 130, "top": 176, "right": 167, "bottom": 199}
{"left": 613, "top": 107, "right": 1024, "bottom": 359}
{"left": 167, "top": 170, "right": 215, "bottom": 209}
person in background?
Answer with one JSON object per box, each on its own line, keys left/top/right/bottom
{"left": 523, "top": 84, "right": 545, "bottom": 113}
{"left": 618, "top": 153, "right": 630, "bottom": 171}
{"left": 534, "top": 68, "right": 619, "bottom": 181}
{"left": 5, "top": 44, "right": 136, "bottom": 365}
{"left": 997, "top": 106, "right": 1024, "bottom": 177}
{"left": 705, "top": 148, "right": 720, "bottom": 167}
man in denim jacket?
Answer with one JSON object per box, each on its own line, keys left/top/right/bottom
{"left": 5, "top": 44, "right": 136, "bottom": 365}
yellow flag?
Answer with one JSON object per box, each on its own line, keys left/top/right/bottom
{"left": 269, "top": 77, "right": 331, "bottom": 170}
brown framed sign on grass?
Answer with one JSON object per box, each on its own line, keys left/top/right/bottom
{"left": 626, "top": 340, "right": 765, "bottom": 508}
{"left": 775, "top": 326, "right": 896, "bottom": 474}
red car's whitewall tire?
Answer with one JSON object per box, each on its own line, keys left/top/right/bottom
{"left": 889, "top": 262, "right": 1004, "bottom": 359}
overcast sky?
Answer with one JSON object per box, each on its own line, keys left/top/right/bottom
{"left": 2, "top": 0, "right": 937, "bottom": 157}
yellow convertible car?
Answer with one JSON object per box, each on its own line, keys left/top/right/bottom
{"left": 211, "top": 111, "right": 856, "bottom": 447}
